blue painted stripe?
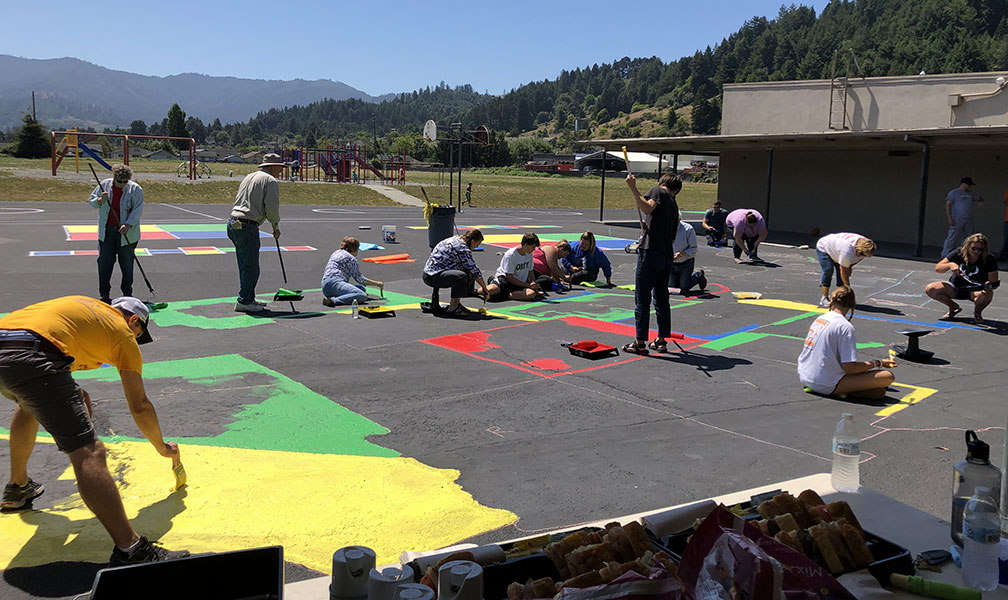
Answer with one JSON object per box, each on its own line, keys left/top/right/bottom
{"left": 854, "top": 314, "right": 976, "bottom": 330}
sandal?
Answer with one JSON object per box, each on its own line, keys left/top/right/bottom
{"left": 621, "top": 341, "right": 649, "bottom": 355}
{"left": 444, "top": 305, "right": 472, "bottom": 317}
{"left": 940, "top": 305, "right": 962, "bottom": 320}
{"left": 648, "top": 339, "right": 668, "bottom": 353}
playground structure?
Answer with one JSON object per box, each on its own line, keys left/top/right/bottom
{"left": 52, "top": 129, "right": 197, "bottom": 179}
{"left": 280, "top": 142, "right": 396, "bottom": 184}
{"left": 385, "top": 150, "right": 407, "bottom": 185}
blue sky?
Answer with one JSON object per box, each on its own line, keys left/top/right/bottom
{"left": 4, "top": 0, "right": 827, "bottom": 96}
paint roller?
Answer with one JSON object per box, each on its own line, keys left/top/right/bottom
{"left": 622, "top": 146, "right": 647, "bottom": 254}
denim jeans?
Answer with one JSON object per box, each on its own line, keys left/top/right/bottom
{"left": 705, "top": 229, "right": 726, "bottom": 245}
{"left": 635, "top": 249, "right": 672, "bottom": 341}
{"left": 322, "top": 278, "right": 367, "bottom": 305}
{"left": 570, "top": 268, "right": 599, "bottom": 285}
{"left": 97, "top": 224, "right": 135, "bottom": 299}
{"left": 817, "top": 250, "right": 842, "bottom": 287}
{"left": 227, "top": 218, "right": 261, "bottom": 305}
{"left": 668, "top": 258, "right": 701, "bottom": 293}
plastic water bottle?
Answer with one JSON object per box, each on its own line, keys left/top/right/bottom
{"left": 351, "top": 299, "right": 359, "bottom": 319}
{"left": 951, "top": 430, "right": 1001, "bottom": 546}
{"left": 962, "top": 487, "right": 1000, "bottom": 590}
{"left": 831, "top": 413, "right": 860, "bottom": 493}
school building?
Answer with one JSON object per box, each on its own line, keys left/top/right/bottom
{"left": 588, "top": 71, "right": 1008, "bottom": 255}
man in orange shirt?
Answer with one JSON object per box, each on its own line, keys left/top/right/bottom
{"left": 0, "top": 296, "right": 189, "bottom": 566}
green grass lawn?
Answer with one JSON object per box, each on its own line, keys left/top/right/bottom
{"left": 0, "top": 157, "right": 718, "bottom": 209}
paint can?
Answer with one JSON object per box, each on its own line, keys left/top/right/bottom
{"left": 382, "top": 225, "right": 397, "bottom": 243}
{"left": 368, "top": 564, "right": 414, "bottom": 600}
{"left": 437, "top": 560, "right": 483, "bottom": 600}
{"left": 396, "top": 584, "right": 435, "bottom": 600}
{"left": 330, "top": 545, "right": 375, "bottom": 600}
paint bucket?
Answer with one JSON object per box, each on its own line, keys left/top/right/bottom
{"left": 437, "top": 560, "right": 483, "bottom": 600}
{"left": 330, "top": 546, "right": 375, "bottom": 600}
{"left": 382, "top": 225, "right": 397, "bottom": 243}
{"left": 368, "top": 564, "right": 414, "bottom": 600}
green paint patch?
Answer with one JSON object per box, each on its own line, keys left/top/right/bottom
{"left": 857, "top": 342, "right": 885, "bottom": 349}
{"left": 148, "top": 288, "right": 427, "bottom": 330}
{"left": 702, "top": 332, "right": 769, "bottom": 350}
{"left": 767, "top": 311, "right": 820, "bottom": 326}
{"left": 73, "top": 354, "right": 398, "bottom": 457}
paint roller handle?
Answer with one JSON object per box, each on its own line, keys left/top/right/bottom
{"left": 621, "top": 146, "right": 632, "bottom": 176}
{"left": 87, "top": 163, "right": 107, "bottom": 205}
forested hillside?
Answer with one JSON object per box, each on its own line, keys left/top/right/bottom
{"left": 229, "top": 0, "right": 1008, "bottom": 155}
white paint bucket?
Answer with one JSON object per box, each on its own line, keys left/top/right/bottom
{"left": 382, "top": 225, "right": 397, "bottom": 243}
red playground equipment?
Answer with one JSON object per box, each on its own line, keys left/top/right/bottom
{"left": 280, "top": 141, "right": 390, "bottom": 184}
{"left": 51, "top": 130, "right": 197, "bottom": 179}
{"left": 385, "top": 150, "right": 407, "bottom": 185}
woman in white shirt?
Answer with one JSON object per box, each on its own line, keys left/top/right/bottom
{"left": 797, "top": 287, "right": 896, "bottom": 398}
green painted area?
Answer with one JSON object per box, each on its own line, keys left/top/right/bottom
{"left": 856, "top": 342, "right": 885, "bottom": 349}
{"left": 148, "top": 288, "right": 426, "bottom": 330}
{"left": 73, "top": 354, "right": 398, "bottom": 457}
{"left": 807, "top": 256, "right": 818, "bottom": 263}
{"left": 702, "top": 331, "right": 769, "bottom": 350}
{"left": 767, "top": 311, "right": 820, "bottom": 326}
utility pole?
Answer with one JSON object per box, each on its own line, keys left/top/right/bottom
{"left": 31, "top": 91, "right": 36, "bottom": 121}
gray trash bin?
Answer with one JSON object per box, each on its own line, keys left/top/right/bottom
{"left": 428, "top": 206, "right": 456, "bottom": 248}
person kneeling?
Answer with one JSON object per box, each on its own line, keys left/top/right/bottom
{"left": 321, "top": 236, "right": 383, "bottom": 307}
{"left": 668, "top": 211, "right": 706, "bottom": 294}
{"left": 486, "top": 232, "right": 546, "bottom": 301}
{"left": 797, "top": 287, "right": 896, "bottom": 399}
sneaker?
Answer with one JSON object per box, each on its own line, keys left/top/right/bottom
{"left": 818, "top": 296, "right": 830, "bottom": 308}
{"left": 321, "top": 297, "right": 336, "bottom": 308}
{"left": 697, "top": 269, "right": 707, "bottom": 292}
{"left": 1, "top": 479, "right": 45, "bottom": 511}
{"left": 253, "top": 300, "right": 268, "bottom": 307}
{"left": 234, "top": 302, "right": 265, "bottom": 313}
{"left": 109, "top": 536, "right": 190, "bottom": 567}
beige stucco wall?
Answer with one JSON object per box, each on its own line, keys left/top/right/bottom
{"left": 716, "top": 148, "right": 1007, "bottom": 251}
{"left": 723, "top": 72, "right": 1008, "bottom": 135}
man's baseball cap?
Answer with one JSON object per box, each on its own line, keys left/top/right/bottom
{"left": 111, "top": 296, "right": 153, "bottom": 344}
{"left": 961, "top": 177, "right": 975, "bottom": 186}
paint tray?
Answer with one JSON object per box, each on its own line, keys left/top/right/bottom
{"left": 731, "top": 292, "right": 762, "bottom": 300}
{"left": 274, "top": 288, "right": 304, "bottom": 301}
{"left": 358, "top": 306, "right": 396, "bottom": 318}
{"left": 564, "top": 340, "right": 619, "bottom": 359}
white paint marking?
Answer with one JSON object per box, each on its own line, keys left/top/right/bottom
{"left": 162, "top": 204, "right": 224, "bottom": 220}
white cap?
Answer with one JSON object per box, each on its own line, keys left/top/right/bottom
{"left": 111, "top": 296, "right": 153, "bottom": 344}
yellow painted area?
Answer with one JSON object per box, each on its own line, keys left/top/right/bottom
{"left": 875, "top": 382, "right": 938, "bottom": 417}
{"left": 0, "top": 438, "right": 516, "bottom": 571}
{"left": 738, "top": 298, "right": 826, "bottom": 312}
{"left": 64, "top": 225, "right": 166, "bottom": 234}
{"left": 181, "top": 248, "right": 225, "bottom": 255}
{"left": 481, "top": 234, "right": 525, "bottom": 245}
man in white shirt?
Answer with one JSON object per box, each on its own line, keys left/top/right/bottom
{"left": 486, "top": 232, "right": 544, "bottom": 301}
{"left": 668, "top": 213, "right": 707, "bottom": 294}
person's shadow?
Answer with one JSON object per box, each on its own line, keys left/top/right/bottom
{"left": 3, "top": 490, "right": 187, "bottom": 597}
{"left": 854, "top": 303, "right": 904, "bottom": 316}
{"left": 647, "top": 348, "right": 752, "bottom": 377}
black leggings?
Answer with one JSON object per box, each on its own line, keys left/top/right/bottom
{"left": 423, "top": 270, "right": 472, "bottom": 299}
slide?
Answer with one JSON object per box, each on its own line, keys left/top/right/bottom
{"left": 77, "top": 141, "right": 113, "bottom": 170}
{"left": 318, "top": 153, "right": 336, "bottom": 178}
{"left": 349, "top": 150, "right": 385, "bottom": 180}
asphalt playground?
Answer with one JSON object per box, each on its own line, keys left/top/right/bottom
{"left": 0, "top": 200, "right": 1005, "bottom": 599}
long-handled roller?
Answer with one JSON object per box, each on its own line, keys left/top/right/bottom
{"left": 273, "top": 236, "right": 303, "bottom": 312}
{"left": 623, "top": 146, "right": 647, "bottom": 254}
{"left": 88, "top": 164, "right": 166, "bottom": 309}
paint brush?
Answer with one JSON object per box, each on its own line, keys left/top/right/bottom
{"left": 172, "top": 455, "right": 187, "bottom": 491}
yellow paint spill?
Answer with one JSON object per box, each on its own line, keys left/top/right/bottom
{"left": 0, "top": 439, "right": 516, "bottom": 571}
{"left": 875, "top": 382, "right": 938, "bottom": 417}
{"left": 738, "top": 298, "right": 825, "bottom": 312}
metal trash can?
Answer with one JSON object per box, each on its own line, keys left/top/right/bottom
{"left": 428, "top": 206, "right": 456, "bottom": 248}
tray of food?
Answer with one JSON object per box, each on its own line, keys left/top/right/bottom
{"left": 648, "top": 489, "right": 914, "bottom": 585}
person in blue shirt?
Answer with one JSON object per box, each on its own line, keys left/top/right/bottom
{"left": 561, "top": 231, "right": 612, "bottom": 286}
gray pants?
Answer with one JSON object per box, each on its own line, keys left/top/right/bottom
{"left": 942, "top": 217, "right": 974, "bottom": 257}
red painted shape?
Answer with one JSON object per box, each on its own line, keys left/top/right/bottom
{"left": 562, "top": 316, "right": 637, "bottom": 336}
{"left": 523, "top": 358, "right": 571, "bottom": 371}
{"left": 424, "top": 331, "right": 500, "bottom": 354}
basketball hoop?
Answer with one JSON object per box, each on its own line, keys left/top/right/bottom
{"left": 423, "top": 120, "right": 437, "bottom": 142}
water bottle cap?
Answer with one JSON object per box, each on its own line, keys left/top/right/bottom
{"left": 965, "top": 430, "right": 991, "bottom": 462}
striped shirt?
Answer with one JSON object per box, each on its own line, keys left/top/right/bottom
{"left": 423, "top": 236, "right": 481, "bottom": 278}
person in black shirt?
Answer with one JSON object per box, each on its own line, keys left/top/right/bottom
{"left": 624, "top": 173, "right": 681, "bottom": 354}
{"left": 702, "top": 200, "right": 729, "bottom": 246}
{"left": 925, "top": 233, "right": 999, "bottom": 324}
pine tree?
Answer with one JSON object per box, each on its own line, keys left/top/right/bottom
{"left": 12, "top": 114, "right": 50, "bottom": 158}
{"left": 166, "top": 103, "right": 189, "bottom": 150}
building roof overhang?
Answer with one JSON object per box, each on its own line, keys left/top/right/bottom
{"left": 579, "top": 125, "right": 1008, "bottom": 154}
